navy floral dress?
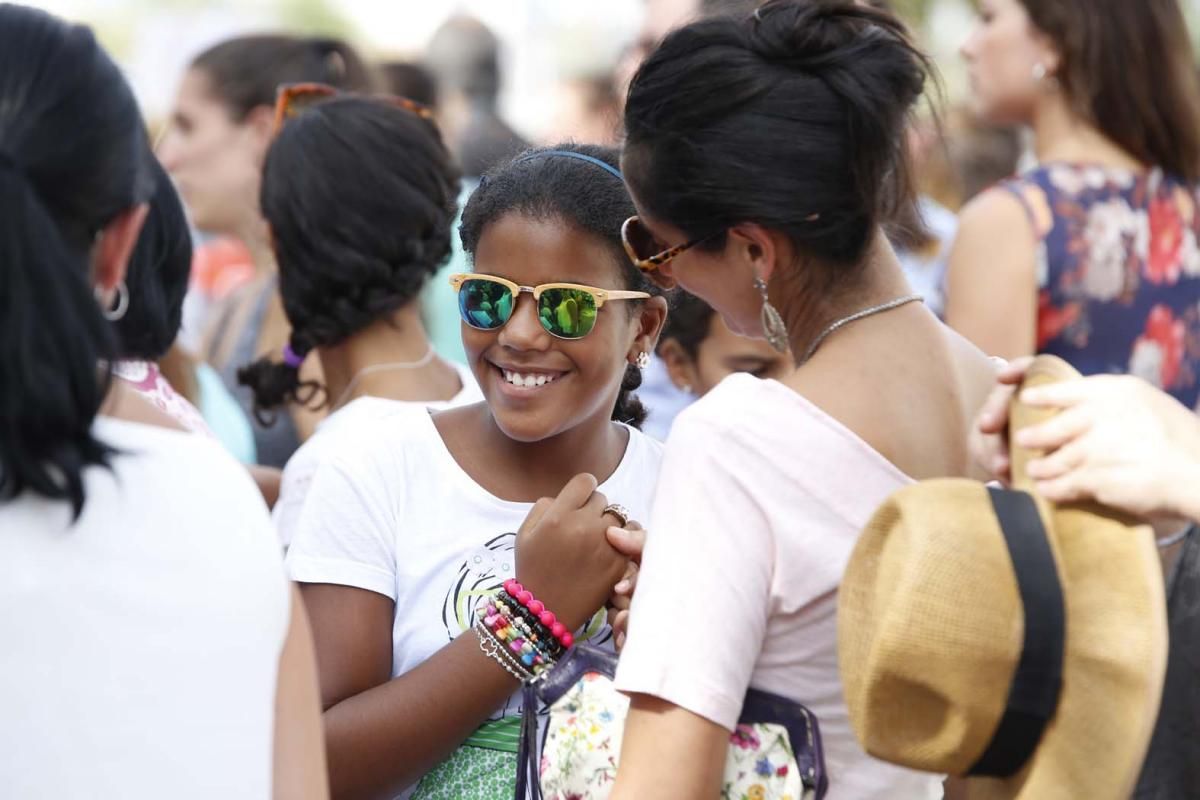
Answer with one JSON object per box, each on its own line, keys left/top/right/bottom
{"left": 1000, "top": 163, "right": 1200, "bottom": 409}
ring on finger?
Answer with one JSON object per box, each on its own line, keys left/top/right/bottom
{"left": 602, "top": 503, "right": 631, "bottom": 528}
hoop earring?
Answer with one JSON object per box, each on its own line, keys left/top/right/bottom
{"left": 96, "top": 280, "right": 129, "bottom": 321}
{"left": 754, "top": 277, "right": 789, "bottom": 353}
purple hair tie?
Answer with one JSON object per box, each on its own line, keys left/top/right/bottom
{"left": 282, "top": 344, "right": 305, "bottom": 369}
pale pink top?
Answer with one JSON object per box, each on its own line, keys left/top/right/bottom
{"left": 114, "top": 360, "right": 213, "bottom": 438}
{"left": 614, "top": 374, "right": 942, "bottom": 800}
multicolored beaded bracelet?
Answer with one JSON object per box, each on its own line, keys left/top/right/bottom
{"left": 503, "top": 579, "right": 575, "bottom": 649}
{"left": 494, "top": 593, "right": 564, "bottom": 659}
{"left": 475, "top": 620, "right": 535, "bottom": 683}
{"left": 484, "top": 599, "right": 545, "bottom": 658}
{"left": 494, "top": 597, "right": 551, "bottom": 647}
{"left": 480, "top": 600, "right": 555, "bottom": 676}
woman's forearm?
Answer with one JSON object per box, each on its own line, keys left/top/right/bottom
{"left": 323, "top": 629, "right": 520, "bottom": 800}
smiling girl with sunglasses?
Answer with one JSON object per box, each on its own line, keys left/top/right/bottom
{"left": 285, "top": 143, "right": 668, "bottom": 799}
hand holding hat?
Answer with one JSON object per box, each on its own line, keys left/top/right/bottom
{"left": 975, "top": 358, "right": 1200, "bottom": 523}
{"left": 1022, "top": 375, "right": 1200, "bottom": 523}
{"left": 840, "top": 355, "right": 1169, "bottom": 800}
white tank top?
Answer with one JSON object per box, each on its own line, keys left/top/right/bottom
{"left": 0, "top": 417, "right": 288, "bottom": 798}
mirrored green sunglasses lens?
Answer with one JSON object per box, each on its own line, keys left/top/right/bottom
{"left": 459, "top": 279, "right": 514, "bottom": 330}
{"left": 538, "top": 288, "right": 598, "bottom": 339}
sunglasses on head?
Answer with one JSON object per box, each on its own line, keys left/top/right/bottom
{"left": 448, "top": 273, "right": 650, "bottom": 340}
{"left": 272, "top": 82, "right": 434, "bottom": 135}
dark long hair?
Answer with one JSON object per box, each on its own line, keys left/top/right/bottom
{"left": 459, "top": 144, "right": 662, "bottom": 429}
{"left": 623, "top": 0, "right": 931, "bottom": 287}
{"left": 1016, "top": 0, "right": 1200, "bottom": 182}
{"left": 114, "top": 157, "right": 193, "bottom": 361}
{"left": 0, "top": 5, "right": 154, "bottom": 516}
{"left": 190, "top": 34, "right": 374, "bottom": 121}
{"left": 238, "top": 97, "right": 460, "bottom": 418}
{"left": 658, "top": 291, "right": 717, "bottom": 360}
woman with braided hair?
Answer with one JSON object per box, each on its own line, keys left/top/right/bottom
{"left": 158, "top": 34, "right": 375, "bottom": 467}
{"left": 238, "top": 92, "right": 482, "bottom": 547}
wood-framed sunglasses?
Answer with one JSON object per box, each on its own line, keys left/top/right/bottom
{"left": 448, "top": 273, "right": 650, "bottom": 340}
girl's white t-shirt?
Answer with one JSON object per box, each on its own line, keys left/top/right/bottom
{"left": 286, "top": 411, "right": 663, "bottom": 797}
{"left": 614, "top": 374, "right": 944, "bottom": 800}
{"left": 0, "top": 417, "right": 289, "bottom": 798}
{"left": 272, "top": 361, "right": 482, "bottom": 548}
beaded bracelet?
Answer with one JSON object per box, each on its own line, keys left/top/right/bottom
{"left": 475, "top": 620, "right": 535, "bottom": 683}
{"left": 494, "top": 597, "right": 559, "bottom": 657}
{"left": 495, "top": 593, "right": 564, "bottom": 659}
{"left": 503, "top": 579, "right": 575, "bottom": 649}
{"left": 480, "top": 601, "right": 555, "bottom": 676}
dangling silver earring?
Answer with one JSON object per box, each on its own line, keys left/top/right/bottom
{"left": 635, "top": 351, "right": 651, "bottom": 369}
{"left": 95, "top": 280, "right": 129, "bottom": 321}
{"left": 754, "top": 277, "right": 789, "bottom": 353}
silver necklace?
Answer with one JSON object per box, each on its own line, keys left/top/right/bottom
{"left": 331, "top": 345, "right": 437, "bottom": 410}
{"left": 798, "top": 294, "right": 924, "bottom": 365}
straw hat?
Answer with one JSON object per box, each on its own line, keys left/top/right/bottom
{"left": 838, "top": 355, "right": 1168, "bottom": 799}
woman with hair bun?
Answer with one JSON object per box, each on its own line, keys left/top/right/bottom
{"left": 609, "top": 2, "right": 996, "bottom": 796}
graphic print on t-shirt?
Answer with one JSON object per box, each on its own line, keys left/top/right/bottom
{"left": 412, "top": 532, "right": 620, "bottom": 799}
{"left": 440, "top": 531, "right": 613, "bottom": 722}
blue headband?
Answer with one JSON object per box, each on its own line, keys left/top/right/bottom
{"left": 514, "top": 150, "right": 624, "bottom": 181}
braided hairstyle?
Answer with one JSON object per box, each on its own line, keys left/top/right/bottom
{"left": 237, "top": 97, "right": 460, "bottom": 420}
{"left": 459, "top": 143, "right": 662, "bottom": 429}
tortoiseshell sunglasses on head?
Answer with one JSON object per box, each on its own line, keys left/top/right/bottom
{"left": 272, "top": 82, "right": 435, "bottom": 135}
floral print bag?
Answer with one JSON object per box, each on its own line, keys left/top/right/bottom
{"left": 514, "top": 645, "right": 828, "bottom": 800}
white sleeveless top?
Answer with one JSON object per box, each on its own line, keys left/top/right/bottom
{"left": 0, "top": 417, "right": 289, "bottom": 798}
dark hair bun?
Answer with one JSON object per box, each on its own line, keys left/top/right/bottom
{"left": 749, "top": 1, "right": 926, "bottom": 129}
{"left": 624, "top": 0, "right": 933, "bottom": 270}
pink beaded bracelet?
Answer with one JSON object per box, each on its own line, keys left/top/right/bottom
{"left": 503, "top": 579, "right": 575, "bottom": 649}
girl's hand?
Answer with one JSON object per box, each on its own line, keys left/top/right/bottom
{"left": 515, "top": 473, "right": 630, "bottom": 631}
